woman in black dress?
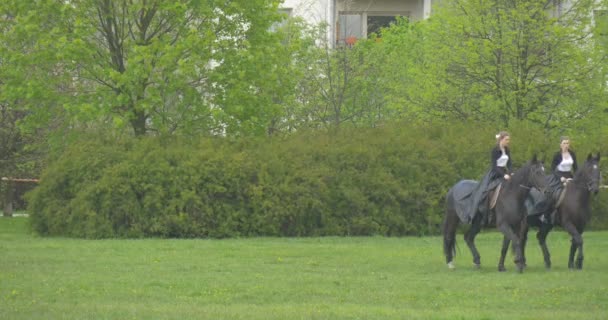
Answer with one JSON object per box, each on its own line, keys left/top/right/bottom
{"left": 471, "top": 131, "right": 513, "bottom": 224}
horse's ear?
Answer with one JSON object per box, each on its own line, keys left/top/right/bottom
{"left": 587, "top": 153, "right": 593, "bottom": 161}
{"left": 597, "top": 153, "right": 601, "bottom": 161}
{"left": 532, "top": 154, "right": 538, "bottom": 163}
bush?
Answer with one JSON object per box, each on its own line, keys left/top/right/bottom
{"left": 27, "top": 121, "right": 608, "bottom": 238}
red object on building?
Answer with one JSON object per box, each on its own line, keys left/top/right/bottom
{"left": 345, "top": 36, "right": 357, "bottom": 46}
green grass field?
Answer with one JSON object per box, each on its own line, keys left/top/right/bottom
{"left": 1, "top": 217, "right": 607, "bottom": 319}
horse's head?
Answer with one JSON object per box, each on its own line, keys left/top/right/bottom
{"left": 579, "top": 153, "right": 602, "bottom": 194}
{"left": 512, "top": 154, "right": 546, "bottom": 190}
{"left": 525, "top": 154, "right": 547, "bottom": 192}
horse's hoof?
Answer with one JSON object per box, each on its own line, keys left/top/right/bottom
{"left": 516, "top": 266, "right": 524, "bottom": 273}
{"left": 498, "top": 265, "right": 506, "bottom": 272}
{"left": 447, "top": 262, "right": 456, "bottom": 270}
{"left": 473, "top": 263, "right": 481, "bottom": 269}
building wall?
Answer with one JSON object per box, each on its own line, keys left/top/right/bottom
{"left": 337, "top": 0, "right": 423, "bottom": 20}
{"left": 281, "top": 0, "right": 332, "bottom": 24}
{"left": 281, "top": 0, "right": 335, "bottom": 43}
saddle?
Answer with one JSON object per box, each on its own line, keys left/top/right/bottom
{"left": 488, "top": 184, "right": 502, "bottom": 210}
{"left": 555, "top": 180, "right": 570, "bottom": 209}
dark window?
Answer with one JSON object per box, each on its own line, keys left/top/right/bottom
{"left": 367, "top": 15, "right": 398, "bottom": 36}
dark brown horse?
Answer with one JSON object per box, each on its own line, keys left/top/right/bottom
{"left": 443, "top": 156, "right": 546, "bottom": 272}
{"left": 523, "top": 153, "right": 601, "bottom": 270}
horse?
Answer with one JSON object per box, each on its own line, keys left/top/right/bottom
{"left": 442, "top": 155, "right": 546, "bottom": 272}
{"left": 523, "top": 153, "right": 601, "bottom": 270}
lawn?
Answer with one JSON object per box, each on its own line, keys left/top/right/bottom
{"left": 1, "top": 217, "right": 607, "bottom": 319}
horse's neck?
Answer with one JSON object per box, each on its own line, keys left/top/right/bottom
{"left": 503, "top": 168, "right": 532, "bottom": 198}
{"left": 570, "top": 179, "right": 592, "bottom": 204}
{"left": 502, "top": 178, "right": 529, "bottom": 200}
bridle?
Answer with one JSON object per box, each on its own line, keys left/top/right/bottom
{"left": 571, "top": 163, "right": 601, "bottom": 192}
{"left": 515, "top": 163, "right": 545, "bottom": 191}
{"left": 527, "top": 164, "right": 546, "bottom": 192}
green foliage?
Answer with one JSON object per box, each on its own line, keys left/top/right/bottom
{"left": 0, "top": 105, "right": 43, "bottom": 212}
{"left": 373, "top": 0, "right": 608, "bottom": 130}
{"left": 29, "top": 121, "right": 608, "bottom": 238}
{"left": 0, "top": 0, "right": 302, "bottom": 137}
{"left": 293, "top": 33, "right": 395, "bottom": 130}
{"left": 26, "top": 134, "right": 131, "bottom": 236}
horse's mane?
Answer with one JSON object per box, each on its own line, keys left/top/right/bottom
{"left": 574, "top": 165, "right": 585, "bottom": 180}
{"left": 504, "top": 160, "right": 535, "bottom": 190}
{"left": 512, "top": 161, "right": 534, "bottom": 179}
{"left": 573, "top": 158, "right": 594, "bottom": 181}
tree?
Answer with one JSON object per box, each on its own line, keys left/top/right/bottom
{"left": 0, "top": 2, "right": 50, "bottom": 216}
{"left": 1, "top": 0, "right": 293, "bottom": 137}
{"left": 0, "top": 105, "right": 20, "bottom": 216}
{"left": 291, "top": 27, "right": 394, "bottom": 131}
{"left": 380, "top": 0, "right": 608, "bottom": 129}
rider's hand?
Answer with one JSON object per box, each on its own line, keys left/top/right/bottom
{"left": 560, "top": 177, "right": 566, "bottom": 182}
{"left": 504, "top": 174, "right": 511, "bottom": 180}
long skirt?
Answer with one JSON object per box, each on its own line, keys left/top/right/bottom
{"left": 470, "top": 169, "right": 504, "bottom": 218}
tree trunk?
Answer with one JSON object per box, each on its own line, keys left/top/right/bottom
{"left": 130, "top": 109, "right": 148, "bottom": 136}
{"left": 3, "top": 180, "right": 13, "bottom": 217}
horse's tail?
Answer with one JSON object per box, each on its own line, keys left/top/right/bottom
{"left": 443, "top": 188, "right": 458, "bottom": 262}
{"left": 442, "top": 219, "right": 457, "bottom": 260}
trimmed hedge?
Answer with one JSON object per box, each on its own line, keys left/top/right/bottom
{"left": 27, "top": 122, "right": 608, "bottom": 238}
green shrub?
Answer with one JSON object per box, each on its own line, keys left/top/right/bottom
{"left": 27, "top": 121, "right": 608, "bottom": 238}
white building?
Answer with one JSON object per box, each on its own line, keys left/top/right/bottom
{"left": 280, "top": 0, "right": 608, "bottom": 48}
{"left": 280, "top": 0, "right": 434, "bottom": 46}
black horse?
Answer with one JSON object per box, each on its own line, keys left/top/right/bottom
{"left": 442, "top": 156, "right": 546, "bottom": 272}
{"left": 523, "top": 153, "right": 601, "bottom": 270}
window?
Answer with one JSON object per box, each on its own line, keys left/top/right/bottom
{"left": 337, "top": 12, "right": 408, "bottom": 45}
{"left": 337, "top": 14, "right": 363, "bottom": 45}
{"left": 367, "top": 15, "right": 398, "bottom": 36}
{"left": 279, "top": 8, "right": 293, "bottom": 18}
{"left": 271, "top": 8, "right": 293, "bottom": 31}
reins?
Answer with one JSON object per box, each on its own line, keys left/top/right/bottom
{"left": 565, "top": 163, "right": 600, "bottom": 192}
{"left": 569, "top": 178, "right": 597, "bottom": 191}
{"left": 514, "top": 165, "right": 544, "bottom": 191}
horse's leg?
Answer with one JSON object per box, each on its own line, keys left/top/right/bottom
{"left": 562, "top": 221, "right": 583, "bottom": 270}
{"left": 443, "top": 208, "right": 459, "bottom": 269}
{"left": 464, "top": 216, "right": 482, "bottom": 268}
{"left": 576, "top": 233, "right": 584, "bottom": 269}
{"left": 568, "top": 239, "right": 577, "bottom": 270}
{"left": 498, "top": 236, "right": 510, "bottom": 272}
{"left": 520, "top": 222, "right": 529, "bottom": 268}
{"left": 497, "top": 222, "right": 524, "bottom": 273}
{"left": 537, "top": 223, "right": 553, "bottom": 269}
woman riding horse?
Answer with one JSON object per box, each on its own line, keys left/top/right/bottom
{"left": 443, "top": 149, "right": 546, "bottom": 272}
{"left": 471, "top": 131, "right": 513, "bottom": 225}
{"left": 523, "top": 153, "right": 601, "bottom": 270}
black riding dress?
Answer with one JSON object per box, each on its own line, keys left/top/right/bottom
{"left": 551, "top": 150, "right": 577, "bottom": 180}
{"left": 471, "top": 146, "right": 513, "bottom": 219}
{"left": 545, "top": 150, "right": 578, "bottom": 202}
